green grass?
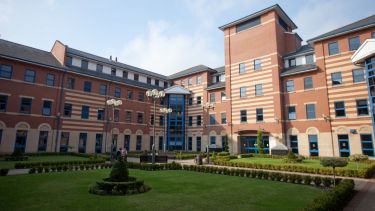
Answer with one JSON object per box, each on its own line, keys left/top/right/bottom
{"left": 230, "top": 157, "right": 372, "bottom": 170}
{"left": 0, "top": 155, "right": 89, "bottom": 169}
{"left": 0, "top": 169, "right": 323, "bottom": 211}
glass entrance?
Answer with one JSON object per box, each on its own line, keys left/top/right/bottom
{"left": 167, "top": 94, "right": 185, "bottom": 150}
{"left": 240, "top": 136, "right": 269, "bottom": 154}
{"left": 338, "top": 134, "right": 350, "bottom": 157}
{"left": 14, "top": 130, "right": 27, "bottom": 152}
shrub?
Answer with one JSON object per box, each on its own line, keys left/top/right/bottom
{"left": 321, "top": 157, "right": 348, "bottom": 187}
{"left": 303, "top": 175, "right": 312, "bottom": 185}
{"left": 313, "top": 177, "right": 322, "bottom": 187}
{"left": 322, "top": 177, "right": 332, "bottom": 188}
{"left": 0, "top": 168, "right": 9, "bottom": 176}
{"left": 217, "top": 152, "right": 230, "bottom": 157}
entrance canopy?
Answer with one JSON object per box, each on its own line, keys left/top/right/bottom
{"left": 351, "top": 39, "right": 375, "bottom": 65}
{"left": 164, "top": 85, "right": 191, "bottom": 95}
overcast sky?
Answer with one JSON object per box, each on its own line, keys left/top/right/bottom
{"left": 1, "top": 0, "right": 374, "bottom": 75}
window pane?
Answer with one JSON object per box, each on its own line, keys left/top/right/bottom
{"left": 304, "top": 77, "right": 313, "bottom": 89}
{"left": 20, "top": 98, "right": 32, "bottom": 114}
{"left": 240, "top": 87, "right": 246, "bottom": 98}
{"left": 286, "top": 80, "right": 294, "bottom": 92}
{"left": 254, "top": 59, "right": 261, "bottom": 70}
{"left": 255, "top": 84, "right": 262, "bottom": 96}
{"left": 42, "top": 101, "right": 52, "bottom": 116}
{"left": 256, "top": 108, "right": 263, "bottom": 122}
{"left": 349, "top": 36, "right": 360, "bottom": 51}
{"left": 0, "top": 95, "right": 8, "bottom": 112}
{"left": 288, "top": 106, "right": 296, "bottom": 120}
{"left": 306, "top": 104, "right": 316, "bottom": 119}
{"left": 331, "top": 72, "right": 342, "bottom": 85}
{"left": 236, "top": 17, "right": 260, "bottom": 33}
{"left": 328, "top": 41, "right": 339, "bottom": 55}
{"left": 24, "top": 70, "right": 36, "bottom": 83}
{"left": 305, "top": 54, "right": 314, "bottom": 64}
{"left": 352, "top": 69, "right": 365, "bottom": 83}
{"left": 46, "top": 74, "right": 55, "bottom": 86}
{"left": 0, "top": 64, "right": 12, "bottom": 79}
{"left": 239, "top": 63, "right": 246, "bottom": 74}
{"left": 356, "top": 99, "right": 369, "bottom": 116}
{"left": 334, "top": 101, "right": 346, "bottom": 117}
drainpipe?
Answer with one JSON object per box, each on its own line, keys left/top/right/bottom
{"left": 228, "top": 28, "right": 235, "bottom": 155}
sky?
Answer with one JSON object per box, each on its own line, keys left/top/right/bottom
{"left": 0, "top": 0, "right": 374, "bottom": 76}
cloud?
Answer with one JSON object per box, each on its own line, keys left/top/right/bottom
{"left": 120, "top": 20, "right": 222, "bottom": 75}
{"left": 0, "top": 0, "right": 13, "bottom": 24}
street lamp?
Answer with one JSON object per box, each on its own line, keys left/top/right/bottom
{"left": 202, "top": 102, "right": 214, "bottom": 164}
{"left": 106, "top": 99, "right": 122, "bottom": 162}
{"left": 146, "top": 89, "right": 165, "bottom": 164}
{"left": 160, "top": 107, "right": 172, "bottom": 152}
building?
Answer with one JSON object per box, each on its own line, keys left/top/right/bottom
{"left": 0, "top": 4, "right": 375, "bottom": 157}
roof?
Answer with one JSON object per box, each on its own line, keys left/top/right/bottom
{"left": 351, "top": 39, "right": 375, "bottom": 65}
{"left": 283, "top": 44, "right": 314, "bottom": 59}
{"left": 206, "top": 82, "right": 225, "bottom": 91}
{"left": 219, "top": 4, "right": 297, "bottom": 31}
{"left": 66, "top": 47, "right": 167, "bottom": 80}
{"left": 0, "top": 39, "right": 63, "bottom": 69}
{"left": 280, "top": 64, "right": 317, "bottom": 77}
{"left": 164, "top": 85, "right": 191, "bottom": 95}
{"left": 307, "top": 14, "right": 375, "bottom": 43}
{"left": 167, "top": 65, "right": 214, "bottom": 80}
{"left": 214, "top": 66, "right": 225, "bottom": 73}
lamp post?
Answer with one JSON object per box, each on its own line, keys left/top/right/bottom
{"left": 160, "top": 107, "right": 172, "bottom": 153}
{"left": 202, "top": 102, "right": 214, "bottom": 164}
{"left": 146, "top": 89, "right": 165, "bottom": 164}
{"left": 106, "top": 99, "right": 122, "bottom": 163}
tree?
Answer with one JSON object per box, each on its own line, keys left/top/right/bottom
{"left": 109, "top": 156, "right": 129, "bottom": 182}
{"left": 320, "top": 157, "right": 348, "bottom": 187}
{"left": 256, "top": 129, "right": 265, "bottom": 154}
{"left": 223, "top": 134, "right": 229, "bottom": 152}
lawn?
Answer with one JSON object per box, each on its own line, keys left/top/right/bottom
{"left": 230, "top": 157, "right": 372, "bottom": 170}
{"left": 0, "top": 155, "right": 89, "bottom": 169}
{"left": 0, "top": 169, "right": 323, "bottom": 211}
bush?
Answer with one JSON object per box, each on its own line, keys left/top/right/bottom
{"left": 0, "top": 168, "right": 9, "bottom": 176}
{"left": 314, "top": 177, "right": 322, "bottom": 187}
{"left": 13, "top": 159, "right": 105, "bottom": 169}
{"left": 303, "top": 175, "right": 312, "bottom": 185}
{"left": 322, "top": 177, "right": 332, "bottom": 188}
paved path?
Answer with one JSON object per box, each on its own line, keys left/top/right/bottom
{"left": 7, "top": 169, "right": 30, "bottom": 176}
{"left": 344, "top": 175, "right": 375, "bottom": 211}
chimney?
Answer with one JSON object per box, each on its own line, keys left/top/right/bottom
{"left": 115, "top": 57, "right": 118, "bottom": 62}
{"left": 110, "top": 55, "right": 112, "bottom": 61}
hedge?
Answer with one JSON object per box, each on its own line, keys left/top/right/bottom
{"left": 304, "top": 179, "right": 355, "bottom": 211}
{"left": 14, "top": 159, "right": 105, "bottom": 169}
{"left": 214, "top": 160, "right": 375, "bottom": 178}
{"left": 0, "top": 168, "right": 9, "bottom": 176}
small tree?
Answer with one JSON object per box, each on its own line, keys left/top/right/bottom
{"left": 223, "top": 134, "right": 229, "bottom": 152}
{"left": 320, "top": 157, "right": 348, "bottom": 187}
{"left": 256, "top": 129, "right": 265, "bottom": 154}
{"left": 109, "top": 156, "right": 129, "bottom": 182}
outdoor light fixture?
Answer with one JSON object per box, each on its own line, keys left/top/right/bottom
{"left": 106, "top": 99, "right": 123, "bottom": 162}
{"left": 160, "top": 107, "right": 173, "bottom": 152}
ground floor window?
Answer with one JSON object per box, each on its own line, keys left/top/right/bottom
{"left": 78, "top": 133, "right": 87, "bottom": 153}
{"left": 196, "top": 136, "right": 201, "bottom": 152}
{"left": 221, "top": 136, "right": 226, "bottom": 151}
{"left": 159, "top": 136, "right": 163, "bottom": 151}
{"left": 240, "top": 136, "right": 269, "bottom": 154}
{"left": 112, "top": 134, "right": 118, "bottom": 153}
{"left": 210, "top": 136, "right": 216, "bottom": 146}
{"left": 290, "top": 135, "right": 298, "bottom": 154}
{"left": 136, "top": 135, "right": 142, "bottom": 151}
{"left": 0, "top": 129, "right": 2, "bottom": 145}
{"left": 188, "top": 137, "right": 192, "bottom": 151}
{"left": 308, "top": 135, "right": 319, "bottom": 156}
{"left": 361, "top": 134, "right": 374, "bottom": 157}
{"left": 149, "top": 136, "right": 153, "bottom": 151}
{"left": 95, "top": 134, "right": 103, "bottom": 153}
{"left": 15, "top": 130, "right": 27, "bottom": 153}
{"left": 338, "top": 134, "right": 350, "bottom": 157}
{"left": 38, "top": 131, "right": 48, "bottom": 152}
{"left": 60, "top": 132, "right": 69, "bottom": 152}
{"left": 124, "top": 135, "right": 130, "bottom": 151}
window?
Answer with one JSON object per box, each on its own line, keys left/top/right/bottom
{"left": 209, "top": 114, "right": 216, "bottom": 125}
{"left": 65, "top": 56, "right": 72, "bottom": 66}
{"left": 122, "top": 71, "right": 128, "bottom": 79}
{"left": 254, "top": 59, "right": 261, "bottom": 70}
{"left": 308, "top": 135, "right": 319, "bottom": 156}
{"left": 0, "top": 64, "right": 12, "bottom": 79}
{"left": 188, "top": 78, "right": 193, "bottom": 86}
{"left": 147, "top": 77, "right": 151, "bottom": 84}
{"left": 81, "top": 105, "right": 89, "bottom": 119}
{"left": 306, "top": 104, "right": 316, "bottom": 119}
{"left": 113, "top": 109, "right": 119, "bottom": 122}
{"left": 14, "top": 130, "right": 27, "bottom": 152}
{"left": 352, "top": 68, "right": 365, "bottom": 83}
{"left": 97, "top": 109, "right": 104, "bottom": 120}
{"left": 188, "top": 116, "right": 193, "bottom": 126}
{"left": 210, "top": 136, "right": 216, "bottom": 145}
{"left": 236, "top": 16, "right": 260, "bottom": 33}
{"left": 96, "top": 64, "right": 103, "bottom": 72}
{"left": 38, "top": 131, "right": 48, "bottom": 152}
{"left": 164, "top": 81, "right": 168, "bottom": 88}
{"left": 81, "top": 60, "right": 88, "bottom": 70}
{"left": 240, "top": 87, "right": 247, "bottom": 98}
{"left": 256, "top": 108, "right": 263, "bottom": 122}
{"left": 180, "top": 80, "right": 185, "bottom": 86}
{"left": 138, "top": 92, "right": 144, "bottom": 101}
{"left": 95, "top": 134, "right": 103, "bottom": 153}
{"left": 136, "top": 135, "right": 142, "bottom": 151}
{"left": 305, "top": 54, "right": 314, "bottom": 64}
{"left": 0, "top": 95, "right": 8, "bottom": 112}
{"left": 63, "top": 103, "right": 72, "bottom": 117}
{"left": 155, "top": 79, "right": 159, "bottom": 86}
{"left": 288, "top": 106, "right": 296, "bottom": 120}
{"left": 338, "top": 134, "right": 350, "bottom": 157}
{"left": 289, "top": 58, "right": 296, "bottom": 67}
{"left": 349, "top": 36, "right": 360, "bottom": 51}
{"left": 150, "top": 114, "right": 154, "bottom": 125}
{"left": 114, "top": 87, "right": 121, "bottom": 98}
{"left": 125, "top": 111, "right": 132, "bottom": 123}
{"left": 160, "top": 115, "right": 164, "bottom": 126}
{"left": 24, "top": 69, "right": 36, "bottom": 83}
{"left": 196, "top": 75, "right": 202, "bottom": 85}
{"left": 46, "top": 73, "right": 55, "bottom": 86}
{"left": 372, "top": 32, "right": 375, "bottom": 38}
{"left": 356, "top": 99, "right": 369, "bottom": 116}
{"left": 278, "top": 17, "right": 288, "bottom": 31}
{"left": 240, "top": 110, "right": 247, "bottom": 122}
{"left": 99, "top": 84, "right": 107, "bottom": 95}
{"left": 66, "top": 77, "right": 75, "bottom": 89}
{"left": 127, "top": 90, "right": 133, "bottom": 99}
{"left": 137, "top": 112, "right": 143, "bottom": 124}
{"left": 196, "top": 115, "right": 202, "bottom": 126}
{"left": 60, "top": 132, "right": 69, "bottom": 152}
{"left": 304, "top": 77, "right": 313, "bottom": 90}
{"left": 83, "top": 81, "right": 92, "bottom": 92}
{"left": 134, "top": 74, "right": 139, "bottom": 81}
{"left": 111, "top": 68, "right": 116, "bottom": 76}
{"left": 20, "top": 98, "right": 32, "bottom": 114}
{"left": 331, "top": 72, "right": 342, "bottom": 85}
{"left": 334, "top": 101, "right": 346, "bottom": 117}
{"left": 290, "top": 135, "right": 298, "bottom": 154}
{"left": 188, "top": 137, "right": 193, "bottom": 151}
{"left": 328, "top": 41, "right": 339, "bottom": 55}
{"left": 255, "top": 84, "right": 263, "bottom": 96}
{"left": 220, "top": 112, "right": 226, "bottom": 124}
{"left": 42, "top": 100, "right": 52, "bottom": 116}
{"left": 360, "top": 134, "right": 374, "bottom": 157}
{"left": 221, "top": 91, "right": 226, "bottom": 101}
{"left": 188, "top": 97, "right": 193, "bottom": 105}
{"left": 78, "top": 133, "right": 87, "bottom": 153}
{"left": 210, "top": 93, "right": 216, "bottom": 102}
{"left": 239, "top": 63, "right": 246, "bottom": 74}
{"left": 286, "top": 80, "right": 294, "bottom": 92}
{"left": 197, "top": 96, "right": 202, "bottom": 105}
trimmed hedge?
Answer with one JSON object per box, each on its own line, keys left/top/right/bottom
{"left": 4, "top": 156, "right": 28, "bottom": 161}
{"left": 15, "top": 159, "right": 105, "bottom": 169}
{"left": 0, "top": 168, "right": 9, "bottom": 176}
{"left": 304, "top": 179, "right": 355, "bottom": 211}
{"left": 214, "top": 160, "right": 375, "bottom": 178}
{"left": 89, "top": 176, "right": 151, "bottom": 195}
